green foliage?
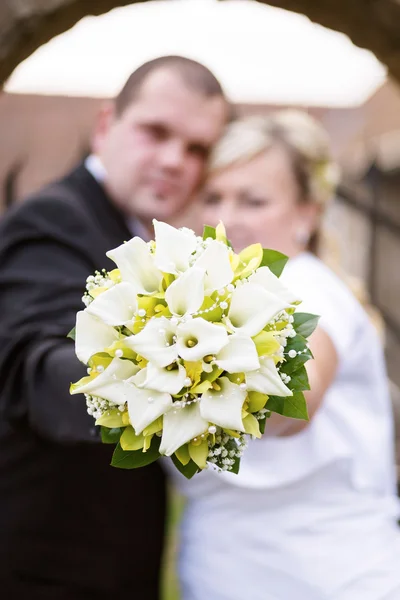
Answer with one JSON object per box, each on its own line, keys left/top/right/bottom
{"left": 202, "top": 225, "right": 216, "bottom": 240}
{"left": 171, "top": 455, "right": 200, "bottom": 479}
{"left": 101, "top": 426, "right": 123, "bottom": 445}
{"left": 292, "top": 312, "right": 320, "bottom": 339}
{"left": 260, "top": 249, "right": 289, "bottom": 277}
{"left": 111, "top": 437, "right": 161, "bottom": 469}
{"left": 267, "top": 391, "right": 309, "bottom": 420}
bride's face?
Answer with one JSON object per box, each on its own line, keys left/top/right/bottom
{"left": 200, "top": 145, "right": 318, "bottom": 256}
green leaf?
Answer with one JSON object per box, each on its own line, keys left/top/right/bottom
{"left": 293, "top": 312, "right": 320, "bottom": 338}
{"left": 266, "top": 391, "right": 309, "bottom": 420}
{"left": 281, "top": 334, "right": 313, "bottom": 375}
{"left": 258, "top": 414, "right": 268, "bottom": 435}
{"left": 111, "top": 436, "right": 161, "bottom": 469}
{"left": 281, "top": 353, "right": 310, "bottom": 375}
{"left": 260, "top": 249, "right": 289, "bottom": 277}
{"left": 285, "top": 333, "right": 308, "bottom": 351}
{"left": 101, "top": 426, "right": 123, "bottom": 445}
{"left": 288, "top": 366, "right": 310, "bottom": 392}
{"left": 67, "top": 327, "right": 76, "bottom": 341}
{"left": 171, "top": 454, "right": 200, "bottom": 479}
{"left": 230, "top": 455, "right": 241, "bottom": 475}
{"left": 203, "top": 225, "right": 216, "bottom": 241}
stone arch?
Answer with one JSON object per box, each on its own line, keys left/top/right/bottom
{"left": 1, "top": 0, "right": 400, "bottom": 86}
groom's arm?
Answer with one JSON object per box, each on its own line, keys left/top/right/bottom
{"left": 0, "top": 198, "right": 100, "bottom": 444}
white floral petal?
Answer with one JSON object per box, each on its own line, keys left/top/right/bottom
{"left": 228, "top": 283, "right": 289, "bottom": 337}
{"left": 194, "top": 240, "right": 234, "bottom": 293}
{"left": 249, "top": 267, "right": 300, "bottom": 304}
{"left": 125, "top": 384, "right": 172, "bottom": 435}
{"left": 165, "top": 267, "right": 205, "bottom": 316}
{"left": 215, "top": 334, "right": 260, "bottom": 373}
{"left": 86, "top": 282, "right": 137, "bottom": 326}
{"left": 200, "top": 377, "right": 246, "bottom": 431}
{"left": 124, "top": 317, "right": 178, "bottom": 367}
{"left": 106, "top": 237, "right": 163, "bottom": 294}
{"left": 153, "top": 220, "right": 197, "bottom": 274}
{"left": 132, "top": 362, "right": 186, "bottom": 395}
{"left": 70, "top": 357, "right": 139, "bottom": 404}
{"left": 176, "top": 318, "right": 228, "bottom": 361}
{"left": 159, "top": 402, "right": 208, "bottom": 456}
{"left": 75, "top": 311, "right": 119, "bottom": 364}
{"left": 246, "top": 358, "right": 292, "bottom": 397}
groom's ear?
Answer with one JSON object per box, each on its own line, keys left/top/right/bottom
{"left": 91, "top": 102, "right": 116, "bottom": 154}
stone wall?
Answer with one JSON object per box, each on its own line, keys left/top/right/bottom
{"left": 1, "top": 1, "right": 400, "bottom": 86}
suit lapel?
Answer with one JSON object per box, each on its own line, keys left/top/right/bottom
{"left": 66, "top": 165, "right": 136, "bottom": 270}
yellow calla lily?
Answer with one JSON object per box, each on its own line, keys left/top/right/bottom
{"left": 120, "top": 426, "right": 145, "bottom": 451}
{"left": 175, "top": 444, "right": 191, "bottom": 466}
{"left": 247, "top": 391, "right": 269, "bottom": 413}
{"left": 189, "top": 438, "right": 209, "bottom": 469}
{"left": 235, "top": 244, "right": 263, "bottom": 279}
{"left": 215, "top": 221, "right": 227, "bottom": 242}
{"left": 95, "top": 409, "right": 124, "bottom": 428}
{"left": 252, "top": 330, "right": 281, "bottom": 357}
{"left": 243, "top": 413, "right": 262, "bottom": 438}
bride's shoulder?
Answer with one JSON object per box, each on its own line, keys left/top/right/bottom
{"left": 282, "top": 252, "right": 349, "bottom": 299}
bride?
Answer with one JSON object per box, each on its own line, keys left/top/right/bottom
{"left": 167, "top": 111, "right": 400, "bottom": 600}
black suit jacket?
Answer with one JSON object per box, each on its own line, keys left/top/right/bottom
{"left": 0, "top": 166, "right": 166, "bottom": 599}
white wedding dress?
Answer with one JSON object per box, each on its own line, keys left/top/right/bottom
{"left": 166, "top": 253, "right": 400, "bottom": 600}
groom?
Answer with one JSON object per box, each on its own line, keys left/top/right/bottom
{"left": 0, "top": 56, "right": 228, "bottom": 599}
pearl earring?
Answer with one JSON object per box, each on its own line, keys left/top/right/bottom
{"left": 295, "top": 229, "right": 310, "bottom": 246}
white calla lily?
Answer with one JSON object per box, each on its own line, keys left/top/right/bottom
{"left": 246, "top": 357, "right": 293, "bottom": 397}
{"left": 153, "top": 219, "right": 197, "bottom": 274}
{"left": 106, "top": 237, "right": 163, "bottom": 294}
{"left": 165, "top": 266, "right": 205, "bottom": 316}
{"left": 176, "top": 318, "right": 228, "bottom": 361}
{"left": 86, "top": 282, "right": 138, "bottom": 326}
{"left": 214, "top": 334, "right": 260, "bottom": 373}
{"left": 132, "top": 362, "right": 187, "bottom": 395}
{"left": 124, "top": 317, "right": 178, "bottom": 367}
{"left": 249, "top": 267, "right": 301, "bottom": 304}
{"left": 227, "top": 283, "right": 289, "bottom": 337}
{"left": 194, "top": 240, "right": 234, "bottom": 293}
{"left": 200, "top": 377, "right": 247, "bottom": 432}
{"left": 160, "top": 402, "right": 208, "bottom": 456}
{"left": 125, "top": 382, "right": 172, "bottom": 435}
{"left": 75, "top": 311, "right": 119, "bottom": 364}
{"left": 70, "top": 357, "right": 139, "bottom": 404}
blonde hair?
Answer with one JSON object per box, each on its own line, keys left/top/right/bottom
{"left": 209, "top": 110, "right": 340, "bottom": 212}
{"left": 209, "top": 110, "right": 384, "bottom": 340}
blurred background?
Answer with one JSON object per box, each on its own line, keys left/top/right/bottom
{"left": 1, "top": 1, "right": 400, "bottom": 597}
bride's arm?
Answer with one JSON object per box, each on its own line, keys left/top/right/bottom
{"left": 264, "top": 327, "right": 338, "bottom": 436}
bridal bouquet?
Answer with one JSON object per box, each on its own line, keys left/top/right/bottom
{"left": 69, "top": 221, "right": 318, "bottom": 478}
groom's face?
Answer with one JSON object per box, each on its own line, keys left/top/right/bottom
{"left": 94, "top": 68, "right": 227, "bottom": 226}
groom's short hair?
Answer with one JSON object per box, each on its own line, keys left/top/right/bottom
{"left": 115, "top": 55, "right": 226, "bottom": 116}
